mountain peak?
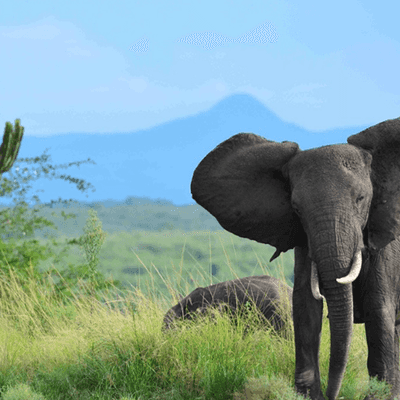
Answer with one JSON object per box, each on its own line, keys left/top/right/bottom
{"left": 209, "top": 93, "right": 278, "bottom": 120}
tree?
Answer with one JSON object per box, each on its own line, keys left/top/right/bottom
{"left": 0, "top": 119, "right": 118, "bottom": 295}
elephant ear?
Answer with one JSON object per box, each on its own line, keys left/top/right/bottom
{"left": 348, "top": 118, "right": 400, "bottom": 250}
{"left": 191, "top": 133, "right": 304, "bottom": 259}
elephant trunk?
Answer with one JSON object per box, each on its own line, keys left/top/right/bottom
{"left": 311, "top": 229, "right": 358, "bottom": 399}
{"left": 323, "top": 276, "right": 353, "bottom": 400}
{"left": 311, "top": 251, "right": 361, "bottom": 300}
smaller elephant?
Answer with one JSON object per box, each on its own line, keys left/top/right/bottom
{"left": 163, "top": 275, "right": 293, "bottom": 333}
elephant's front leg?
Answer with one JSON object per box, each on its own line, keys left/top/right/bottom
{"left": 363, "top": 247, "right": 400, "bottom": 400}
{"left": 364, "top": 305, "right": 400, "bottom": 399}
{"left": 293, "top": 246, "right": 324, "bottom": 400}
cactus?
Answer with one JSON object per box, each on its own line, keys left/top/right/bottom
{"left": 0, "top": 119, "right": 24, "bottom": 174}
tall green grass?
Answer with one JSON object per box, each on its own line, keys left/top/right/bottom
{"left": 0, "top": 231, "right": 392, "bottom": 399}
{"left": 32, "top": 229, "right": 296, "bottom": 300}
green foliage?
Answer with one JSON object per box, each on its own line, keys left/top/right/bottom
{"left": 47, "top": 209, "right": 120, "bottom": 300}
{"left": 68, "top": 208, "right": 107, "bottom": 276}
{"left": 0, "top": 147, "right": 96, "bottom": 229}
{"left": 365, "top": 377, "right": 392, "bottom": 399}
{"left": 0, "top": 118, "right": 122, "bottom": 301}
{"left": 0, "top": 237, "right": 54, "bottom": 283}
{"left": 1, "top": 383, "right": 47, "bottom": 400}
{"left": 20, "top": 199, "right": 223, "bottom": 239}
{"left": 232, "top": 375, "right": 306, "bottom": 400}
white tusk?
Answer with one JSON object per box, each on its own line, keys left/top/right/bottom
{"left": 336, "top": 251, "right": 362, "bottom": 284}
{"left": 311, "top": 261, "right": 325, "bottom": 301}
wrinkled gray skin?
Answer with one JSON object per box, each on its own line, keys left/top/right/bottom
{"left": 163, "top": 275, "right": 292, "bottom": 333}
{"left": 190, "top": 118, "right": 400, "bottom": 400}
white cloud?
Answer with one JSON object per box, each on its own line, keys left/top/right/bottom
{"left": 210, "top": 51, "right": 226, "bottom": 60}
{"left": 215, "top": 81, "right": 228, "bottom": 93}
{"left": 2, "top": 9, "right": 399, "bottom": 136}
{"left": 178, "top": 32, "right": 234, "bottom": 50}
{"left": 282, "top": 84, "right": 326, "bottom": 106}
{"left": 1, "top": 21, "right": 60, "bottom": 40}
{"left": 119, "top": 77, "right": 148, "bottom": 93}
{"left": 129, "top": 36, "right": 149, "bottom": 53}
{"left": 177, "top": 21, "right": 277, "bottom": 50}
{"left": 66, "top": 46, "right": 92, "bottom": 57}
{"left": 236, "top": 21, "right": 278, "bottom": 44}
{"left": 91, "top": 86, "right": 109, "bottom": 93}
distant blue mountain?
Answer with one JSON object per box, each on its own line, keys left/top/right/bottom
{"left": 4, "top": 93, "right": 368, "bottom": 207}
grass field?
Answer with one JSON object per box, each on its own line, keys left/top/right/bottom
{"left": 32, "top": 229, "right": 295, "bottom": 299}
{"left": 0, "top": 229, "right": 393, "bottom": 399}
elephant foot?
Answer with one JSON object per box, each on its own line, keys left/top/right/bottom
{"left": 296, "top": 391, "right": 324, "bottom": 400}
{"left": 295, "top": 385, "right": 324, "bottom": 400}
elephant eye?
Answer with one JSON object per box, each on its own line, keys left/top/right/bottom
{"left": 356, "top": 195, "right": 364, "bottom": 203}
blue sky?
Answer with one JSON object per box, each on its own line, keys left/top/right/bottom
{"left": 1, "top": 1, "right": 400, "bottom": 137}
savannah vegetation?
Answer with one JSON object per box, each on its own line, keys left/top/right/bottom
{"left": 0, "top": 120, "right": 392, "bottom": 399}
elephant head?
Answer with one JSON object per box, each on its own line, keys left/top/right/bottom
{"left": 191, "top": 118, "right": 400, "bottom": 399}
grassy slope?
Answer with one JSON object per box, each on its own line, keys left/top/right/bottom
{"left": 31, "top": 229, "right": 295, "bottom": 303}
{"left": 0, "top": 259, "right": 377, "bottom": 400}
{"left": 0, "top": 199, "right": 392, "bottom": 399}
{"left": 0, "top": 229, "right": 391, "bottom": 399}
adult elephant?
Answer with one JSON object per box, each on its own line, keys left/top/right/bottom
{"left": 190, "top": 118, "right": 400, "bottom": 400}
